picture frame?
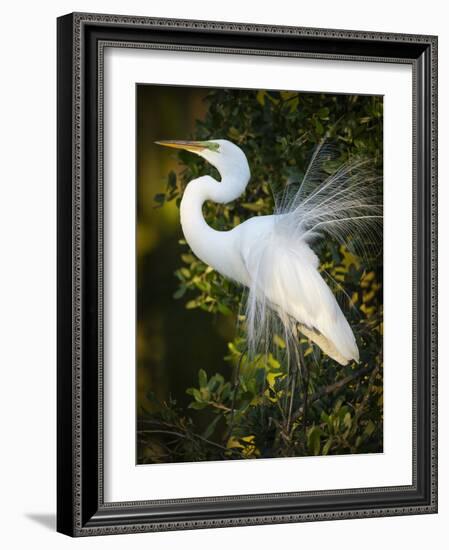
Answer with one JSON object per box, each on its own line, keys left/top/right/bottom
{"left": 57, "top": 12, "right": 438, "bottom": 536}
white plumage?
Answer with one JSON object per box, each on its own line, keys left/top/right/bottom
{"left": 239, "top": 215, "right": 359, "bottom": 364}
{"left": 156, "top": 139, "right": 382, "bottom": 366}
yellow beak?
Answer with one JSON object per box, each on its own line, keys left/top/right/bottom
{"left": 155, "top": 140, "right": 207, "bottom": 153}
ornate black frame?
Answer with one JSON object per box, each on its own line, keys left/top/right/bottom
{"left": 57, "top": 12, "right": 438, "bottom": 537}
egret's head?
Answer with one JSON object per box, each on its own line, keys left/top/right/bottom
{"left": 155, "top": 139, "right": 249, "bottom": 179}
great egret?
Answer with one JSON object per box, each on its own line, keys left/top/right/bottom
{"left": 156, "top": 139, "right": 382, "bottom": 366}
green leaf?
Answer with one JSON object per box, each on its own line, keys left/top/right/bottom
{"left": 343, "top": 412, "right": 352, "bottom": 429}
{"left": 240, "top": 199, "right": 266, "bottom": 212}
{"left": 315, "top": 118, "right": 324, "bottom": 135}
{"left": 221, "top": 383, "right": 231, "bottom": 400}
{"left": 191, "top": 388, "right": 202, "bottom": 402}
{"left": 167, "top": 170, "right": 177, "bottom": 190}
{"left": 228, "top": 127, "right": 241, "bottom": 140}
{"left": 307, "top": 426, "right": 321, "bottom": 456}
{"left": 153, "top": 193, "right": 166, "bottom": 206}
{"left": 198, "top": 369, "right": 208, "bottom": 388}
{"left": 227, "top": 342, "right": 241, "bottom": 356}
{"left": 200, "top": 387, "right": 211, "bottom": 400}
{"left": 364, "top": 420, "right": 376, "bottom": 437}
{"left": 267, "top": 354, "right": 280, "bottom": 369}
{"left": 208, "top": 373, "right": 224, "bottom": 391}
{"left": 173, "top": 287, "right": 186, "bottom": 299}
{"left": 202, "top": 414, "right": 221, "bottom": 440}
{"left": 273, "top": 334, "right": 286, "bottom": 349}
{"left": 333, "top": 397, "right": 345, "bottom": 413}
{"left": 181, "top": 254, "right": 195, "bottom": 264}
{"left": 217, "top": 303, "right": 233, "bottom": 316}
{"left": 322, "top": 438, "right": 333, "bottom": 456}
{"left": 188, "top": 401, "right": 208, "bottom": 410}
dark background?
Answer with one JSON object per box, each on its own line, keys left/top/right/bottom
{"left": 136, "top": 85, "right": 235, "bottom": 413}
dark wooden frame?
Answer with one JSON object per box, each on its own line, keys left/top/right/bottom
{"left": 57, "top": 12, "right": 438, "bottom": 537}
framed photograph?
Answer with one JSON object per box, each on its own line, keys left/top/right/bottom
{"left": 57, "top": 12, "right": 438, "bottom": 536}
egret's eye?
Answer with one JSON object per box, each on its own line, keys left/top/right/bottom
{"left": 199, "top": 141, "right": 220, "bottom": 153}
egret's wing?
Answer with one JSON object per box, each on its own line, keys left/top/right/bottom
{"left": 274, "top": 143, "right": 383, "bottom": 263}
{"left": 239, "top": 217, "right": 359, "bottom": 365}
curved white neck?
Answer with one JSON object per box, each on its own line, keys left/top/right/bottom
{"left": 179, "top": 164, "right": 250, "bottom": 278}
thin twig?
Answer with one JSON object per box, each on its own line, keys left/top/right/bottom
{"left": 291, "top": 363, "right": 376, "bottom": 424}
{"left": 138, "top": 429, "right": 187, "bottom": 439}
{"left": 138, "top": 428, "right": 232, "bottom": 453}
{"left": 351, "top": 364, "right": 380, "bottom": 432}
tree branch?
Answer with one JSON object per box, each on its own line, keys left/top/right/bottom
{"left": 291, "top": 363, "right": 377, "bottom": 423}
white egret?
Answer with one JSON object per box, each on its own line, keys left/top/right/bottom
{"left": 156, "top": 139, "right": 382, "bottom": 366}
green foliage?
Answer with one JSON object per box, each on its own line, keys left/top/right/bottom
{"left": 138, "top": 89, "right": 383, "bottom": 463}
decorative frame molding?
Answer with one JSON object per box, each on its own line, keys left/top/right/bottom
{"left": 57, "top": 12, "right": 437, "bottom": 536}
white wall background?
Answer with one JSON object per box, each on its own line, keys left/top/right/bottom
{"left": 0, "top": 1, "right": 445, "bottom": 548}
